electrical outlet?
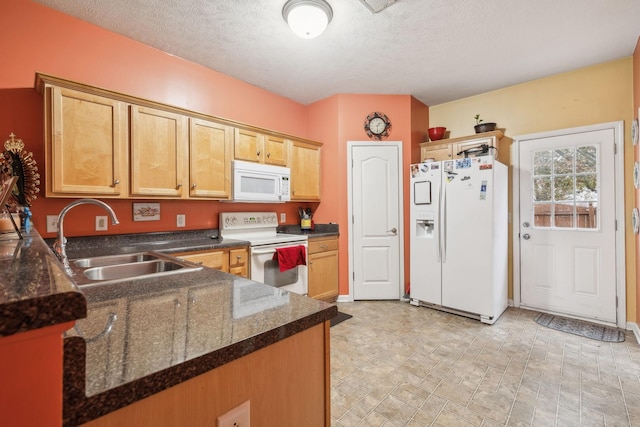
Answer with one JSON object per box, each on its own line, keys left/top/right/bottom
{"left": 280, "top": 213, "right": 286, "bottom": 223}
{"left": 217, "top": 400, "right": 250, "bottom": 427}
{"left": 177, "top": 214, "right": 186, "bottom": 228}
{"left": 95, "top": 216, "right": 108, "bottom": 231}
{"left": 46, "top": 215, "right": 59, "bottom": 233}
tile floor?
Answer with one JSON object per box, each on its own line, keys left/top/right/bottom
{"left": 330, "top": 301, "right": 640, "bottom": 426}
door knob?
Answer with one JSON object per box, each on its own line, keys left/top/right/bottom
{"left": 523, "top": 222, "right": 530, "bottom": 228}
{"left": 522, "top": 234, "right": 530, "bottom": 240}
{"left": 388, "top": 228, "right": 397, "bottom": 235}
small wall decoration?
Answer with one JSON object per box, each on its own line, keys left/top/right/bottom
{"left": 0, "top": 133, "right": 40, "bottom": 209}
{"left": 133, "top": 203, "right": 160, "bottom": 221}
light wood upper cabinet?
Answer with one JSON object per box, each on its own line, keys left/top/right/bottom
{"left": 289, "top": 139, "right": 321, "bottom": 201}
{"left": 130, "top": 105, "right": 188, "bottom": 197}
{"left": 189, "top": 118, "right": 233, "bottom": 199}
{"left": 420, "top": 130, "right": 505, "bottom": 163}
{"left": 233, "top": 128, "right": 263, "bottom": 163}
{"left": 263, "top": 135, "right": 288, "bottom": 166}
{"left": 45, "top": 86, "right": 128, "bottom": 197}
{"left": 233, "top": 129, "right": 289, "bottom": 166}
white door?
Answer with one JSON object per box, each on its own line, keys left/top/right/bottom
{"left": 349, "top": 143, "right": 403, "bottom": 300}
{"left": 519, "top": 127, "right": 618, "bottom": 323}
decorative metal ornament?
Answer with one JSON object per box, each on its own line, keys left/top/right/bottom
{"left": 0, "top": 133, "right": 40, "bottom": 208}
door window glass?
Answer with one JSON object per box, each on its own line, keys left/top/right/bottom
{"left": 532, "top": 145, "right": 599, "bottom": 229}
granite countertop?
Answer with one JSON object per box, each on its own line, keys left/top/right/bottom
{"left": 277, "top": 223, "right": 339, "bottom": 238}
{"left": 0, "top": 226, "right": 86, "bottom": 337}
{"left": 64, "top": 267, "right": 335, "bottom": 426}
{"left": 1, "top": 226, "right": 336, "bottom": 426}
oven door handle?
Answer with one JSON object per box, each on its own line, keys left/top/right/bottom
{"left": 251, "top": 248, "right": 278, "bottom": 255}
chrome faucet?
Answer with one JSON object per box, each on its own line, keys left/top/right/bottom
{"left": 53, "top": 199, "right": 120, "bottom": 271}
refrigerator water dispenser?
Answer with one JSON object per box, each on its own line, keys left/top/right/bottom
{"left": 415, "top": 219, "right": 434, "bottom": 238}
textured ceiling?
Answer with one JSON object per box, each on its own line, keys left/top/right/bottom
{"left": 33, "top": 0, "right": 640, "bottom": 106}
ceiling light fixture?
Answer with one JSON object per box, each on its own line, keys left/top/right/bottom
{"left": 282, "top": 0, "right": 333, "bottom": 39}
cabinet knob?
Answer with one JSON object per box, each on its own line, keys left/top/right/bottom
{"left": 267, "top": 152, "right": 271, "bottom": 158}
{"left": 320, "top": 245, "right": 328, "bottom": 250}
{"left": 191, "top": 184, "right": 197, "bottom": 189}
{"left": 256, "top": 151, "right": 261, "bottom": 157}
{"left": 111, "top": 179, "right": 120, "bottom": 187}
{"left": 236, "top": 255, "right": 242, "bottom": 260}
{"left": 176, "top": 183, "right": 183, "bottom": 189}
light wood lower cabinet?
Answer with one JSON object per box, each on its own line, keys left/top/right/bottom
{"left": 174, "top": 247, "right": 249, "bottom": 278}
{"left": 308, "top": 236, "right": 339, "bottom": 302}
{"left": 81, "top": 323, "right": 331, "bottom": 427}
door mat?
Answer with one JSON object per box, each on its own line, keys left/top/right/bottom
{"left": 330, "top": 312, "right": 353, "bottom": 327}
{"left": 534, "top": 313, "right": 625, "bottom": 342}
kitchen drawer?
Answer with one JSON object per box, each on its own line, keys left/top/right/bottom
{"left": 308, "top": 237, "right": 338, "bottom": 254}
{"left": 228, "top": 248, "right": 247, "bottom": 267}
{"left": 175, "top": 250, "right": 228, "bottom": 271}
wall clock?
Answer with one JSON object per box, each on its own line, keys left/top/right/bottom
{"left": 364, "top": 112, "right": 391, "bottom": 140}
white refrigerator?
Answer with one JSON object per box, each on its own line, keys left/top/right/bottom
{"left": 409, "top": 156, "right": 508, "bottom": 324}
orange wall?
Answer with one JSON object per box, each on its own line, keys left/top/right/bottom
{"left": 634, "top": 36, "right": 640, "bottom": 327}
{"left": 0, "top": 0, "right": 317, "bottom": 239}
{"left": 307, "top": 94, "right": 429, "bottom": 296}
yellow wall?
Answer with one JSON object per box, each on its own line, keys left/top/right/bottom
{"left": 430, "top": 58, "right": 635, "bottom": 321}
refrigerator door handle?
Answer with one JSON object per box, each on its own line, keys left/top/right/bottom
{"left": 441, "top": 179, "right": 447, "bottom": 263}
{"left": 435, "top": 184, "right": 441, "bottom": 263}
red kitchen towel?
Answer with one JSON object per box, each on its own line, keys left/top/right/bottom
{"left": 273, "top": 245, "right": 307, "bottom": 272}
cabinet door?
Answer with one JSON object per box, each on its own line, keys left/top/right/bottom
{"left": 289, "top": 139, "right": 321, "bottom": 201}
{"left": 189, "top": 118, "right": 232, "bottom": 199}
{"left": 185, "top": 285, "right": 232, "bottom": 359}
{"left": 308, "top": 237, "right": 339, "bottom": 302}
{"left": 454, "top": 136, "right": 495, "bottom": 159}
{"left": 264, "top": 135, "right": 288, "bottom": 166}
{"left": 175, "top": 250, "right": 229, "bottom": 272}
{"left": 228, "top": 247, "right": 248, "bottom": 278}
{"left": 130, "top": 105, "right": 188, "bottom": 197}
{"left": 421, "top": 143, "right": 453, "bottom": 162}
{"left": 48, "top": 86, "right": 127, "bottom": 196}
{"left": 233, "top": 128, "right": 263, "bottom": 163}
{"left": 124, "top": 291, "right": 185, "bottom": 381}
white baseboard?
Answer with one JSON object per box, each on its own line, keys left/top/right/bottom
{"left": 628, "top": 322, "right": 640, "bottom": 344}
{"left": 508, "top": 299, "right": 514, "bottom": 307}
{"left": 336, "top": 295, "right": 353, "bottom": 303}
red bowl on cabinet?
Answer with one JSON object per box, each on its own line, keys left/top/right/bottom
{"left": 428, "top": 127, "right": 446, "bottom": 141}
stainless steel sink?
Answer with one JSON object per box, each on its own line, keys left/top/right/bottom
{"left": 74, "top": 253, "right": 161, "bottom": 268}
{"left": 69, "top": 251, "right": 202, "bottom": 287}
{"left": 83, "top": 260, "right": 186, "bottom": 281}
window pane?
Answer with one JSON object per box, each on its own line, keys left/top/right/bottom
{"left": 554, "top": 148, "right": 574, "bottom": 174}
{"left": 533, "top": 203, "right": 551, "bottom": 227}
{"left": 534, "top": 177, "right": 551, "bottom": 201}
{"left": 554, "top": 176, "right": 574, "bottom": 201}
{"left": 576, "top": 146, "right": 597, "bottom": 173}
{"left": 576, "top": 174, "right": 597, "bottom": 201}
{"left": 533, "top": 151, "right": 552, "bottom": 175}
{"left": 576, "top": 202, "right": 597, "bottom": 229}
{"left": 554, "top": 202, "right": 574, "bottom": 228}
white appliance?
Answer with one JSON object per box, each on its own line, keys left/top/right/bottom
{"left": 219, "top": 212, "right": 308, "bottom": 295}
{"left": 231, "top": 160, "right": 291, "bottom": 202}
{"left": 409, "top": 156, "right": 508, "bottom": 324}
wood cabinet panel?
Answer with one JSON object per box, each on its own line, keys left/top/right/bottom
{"left": 174, "top": 247, "right": 248, "bottom": 278}
{"left": 308, "top": 237, "right": 338, "bottom": 302}
{"left": 47, "top": 86, "right": 128, "bottom": 197}
{"left": 263, "top": 135, "right": 288, "bottom": 166}
{"left": 189, "top": 118, "right": 232, "bottom": 199}
{"left": 420, "top": 130, "right": 505, "bottom": 163}
{"left": 130, "top": 105, "right": 188, "bottom": 197}
{"left": 233, "top": 128, "right": 263, "bottom": 163}
{"left": 228, "top": 247, "right": 249, "bottom": 278}
{"left": 289, "top": 139, "right": 321, "bottom": 201}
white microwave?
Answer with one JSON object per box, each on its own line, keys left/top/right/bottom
{"left": 231, "top": 160, "right": 291, "bottom": 202}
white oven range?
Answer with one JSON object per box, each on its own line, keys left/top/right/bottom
{"left": 219, "top": 212, "right": 308, "bottom": 295}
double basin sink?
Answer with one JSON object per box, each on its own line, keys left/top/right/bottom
{"left": 70, "top": 252, "right": 203, "bottom": 287}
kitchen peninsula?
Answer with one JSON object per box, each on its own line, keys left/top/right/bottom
{"left": 0, "top": 226, "right": 336, "bottom": 427}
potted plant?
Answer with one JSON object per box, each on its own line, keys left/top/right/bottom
{"left": 474, "top": 114, "right": 497, "bottom": 134}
